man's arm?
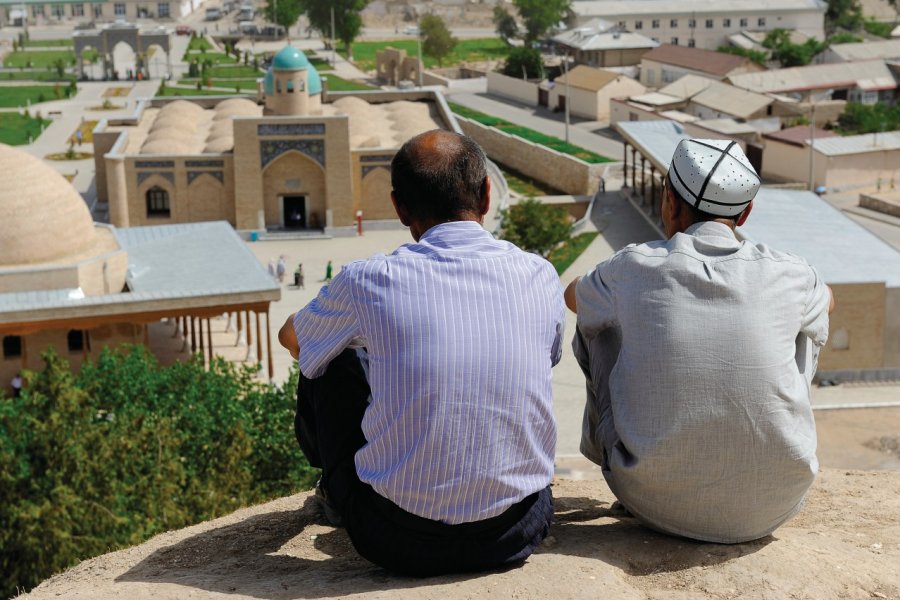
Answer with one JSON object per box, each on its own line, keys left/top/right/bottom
{"left": 827, "top": 285, "right": 835, "bottom": 314}
{"left": 278, "top": 314, "right": 299, "bottom": 359}
{"left": 564, "top": 277, "right": 581, "bottom": 313}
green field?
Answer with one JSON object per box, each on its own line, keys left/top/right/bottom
{"left": 449, "top": 103, "right": 613, "bottom": 164}
{"left": 0, "top": 112, "right": 50, "bottom": 145}
{"left": 3, "top": 50, "right": 76, "bottom": 68}
{"left": 22, "top": 38, "right": 73, "bottom": 48}
{"left": 203, "top": 64, "right": 262, "bottom": 78}
{"left": 0, "top": 85, "right": 60, "bottom": 107}
{"left": 500, "top": 165, "right": 564, "bottom": 197}
{"left": 180, "top": 78, "right": 260, "bottom": 91}
{"left": 323, "top": 74, "right": 375, "bottom": 91}
{"left": 342, "top": 37, "right": 509, "bottom": 72}
{"left": 549, "top": 232, "right": 599, "bottom": 275}
{"left": 157, "top": 86, "right": 248, "bottom": 97}
{"left": 2, "top": 70, "right": 77, "bottom": 82}
{"left": 184, "top": 51, "right": 239, "bottom": 65}
{"left": 187, "top": 36, "right": 214, "bottom": 52}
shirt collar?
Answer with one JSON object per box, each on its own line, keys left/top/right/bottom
{"left": 684, "top": 221, "right": 738, "bottom": 242}
{"left": 418, "top": 220, "right": 491, "bottom": 247}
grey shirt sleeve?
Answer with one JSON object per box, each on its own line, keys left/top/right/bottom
{"left": 801, "top": 265, "right": 830, "bottom": 347}
{"left": 575, "top": 259, "right": 618, "bottom": 338}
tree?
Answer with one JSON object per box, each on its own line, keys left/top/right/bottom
{"left": 499, "top": 198, "right": 572, "bottom": 257}
{"left": 762, "top": 28, "right": 826, "bottom": 67}
{"left": 264, "top": 0, "right": 303, "bottom": 32}
{"left": 493, "top": 5, "right": 519, "bottom": 45}
{"left": 512, "top": 0, "right": 571, "bottom": 43}
{"left": 420, "top": 14, "right": 457, "bottom": 67}
{"left": 501, "top": 46, "right": 543, "bottom": 79}
{"left": 0, "top": 347, "right": 316, "bottom": 598}
{"left": 825, "top": 0, "right": 863, "bottom": 31}
{"left": 717, "top": 45, "right": 767, "bottom": 65}
{"left": 837, "top": 102, "right": 900, "bottom": 135}
{"left": 827, "top": 31, "right": 863, "bottom": 44}
{"left": 300, "top": 0, "right": 370, "bottom": 60}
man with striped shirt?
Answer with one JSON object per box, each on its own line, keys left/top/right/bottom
{"left": 279, "top": 130, "right": 565, "bottom": 575}
{"left": 566, "top": 139, "right": 834, "bottom": 543}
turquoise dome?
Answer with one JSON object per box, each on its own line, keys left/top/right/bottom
{"left": 272, "top": 45, "right": 310, "bottom": 70}
{"left": 264, "top": 69, "right": 274, "bottom": 95}
{"left": 270, "top": 45, "right": 322, "bottom": 95}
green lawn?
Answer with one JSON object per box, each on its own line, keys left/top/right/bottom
{"left": 0, "top": 85, "right": 60, "bottom": 107}
{"left": 3, "top": 50, "right": 76, "bottom": 68}
{"left": 180, "top": 78, "right": 260, "bottom": 91}
{"left": 22, "top": 38, "right": 73, "bottom": 48}
{"left": 309, "top": 57, "right": 332, "bottom": 68}
{"left": 0, "top": 112, "right": 50, "bottom": 145}
{"left": 449, "top": 102, "right": 613, "bottom": 164}
{"left": 157, "top": 86, "right": 247, "bottom": 97}
{"left": 203, "top": 64, "right": 263, "bottom": 78}
{"left": 187, "top": 36, "right": 214, "bottom": 52}
{"left": 323, "top": 74, "right": 375, "bottom": 91}
{"left": 2, "top": 70, "right": 77, "bottom": 82}
{"left": 343, "top": 37, "right": 509, "bottom": 72}
{"left": 184, "top": 51, "right": 239, "bottom": 65}
{"left": 548, "top": 232, "right": 599, "bottom": 275}
{"left": 500, "top": 165, "right": 564, "bottom": 196}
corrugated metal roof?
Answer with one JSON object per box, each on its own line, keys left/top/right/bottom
{"left": 554, "top": 19, "right": 659, "bottom": 51}
{"left": 690, "top": 80, "right": 773, "bottom": 118}
{"left": 810, "top": 131, "right": 900, "bottom": 156}
{"left": 0, "top": 222, "right": 279, "bottom": 320}
{"left": 642, "top": 44, "right": 753, "bottom": 77}
{"left": 829, "top": 39, "right": 900, "bottom": 62}
{"left": 739, "top": 188, "right": 900, "bottom": 286}
{"left": 571, "top": 0, "right": 827, "bottom": 17}
{"left": 729, "top": 60, "right": 896, "bottom": 93}
{"left": 614, "top": 119, "right": 690, "bottom": 171}
{"left": 693, "top": 118, "right": 757, "bottom": 135}
{"left": 630, "top": 91, "right": 684, "bottom": 106}
{"left": 763, "top": 125, "right": 837, "bottom": 146}
{"left": 553, "top": 65, "right": 621, "bottom": 91}
{"left": 658, "top": 74, "right": 714, "bottom": 99}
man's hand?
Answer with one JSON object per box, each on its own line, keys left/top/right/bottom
{"left": 564, "top": 277, "right": 581, "bottom": 314}
{"left": 278, "top": 313, "right": 300, "bottom": 359}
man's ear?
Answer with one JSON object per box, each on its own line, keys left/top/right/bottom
{"left": 391, "top": 191, "right": 411, "bottom": 226}
{"left": 736, "top": 201, "right": 753, "bottom": 226}
{"left": 478, "top": 176, "right": 491, "bottom": 217}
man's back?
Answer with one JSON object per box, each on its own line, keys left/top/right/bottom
{"left": 576, "top": 221, "right": 830, "bottom": 542}
{"left": 297, "top": 221, "right": 564, "bottom": 524}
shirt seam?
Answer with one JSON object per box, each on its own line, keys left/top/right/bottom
{"left": 618, "top": 247, "right": 810, "bottom": 266}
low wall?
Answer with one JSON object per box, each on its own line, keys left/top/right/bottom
{"left": 859, "top": 192, "right": 900, "bottom": 219}
{"left": 486, "top": 70, "right": 539, "bottom": 106}
{"left": 457, "top": 117, "right": 608, "bottom": 196}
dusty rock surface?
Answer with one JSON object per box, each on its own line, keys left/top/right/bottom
{"left": 22, "top": 470, "right": 900, "bottom": 600}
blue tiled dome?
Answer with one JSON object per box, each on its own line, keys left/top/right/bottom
{"left": 308, "top": 67, "right": 322, "bottom": 95}
{"left": 272, "top": 45, "right": 310, "bottom": 70}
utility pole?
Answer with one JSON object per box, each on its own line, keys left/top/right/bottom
{"left": 331, "top": 6, "right": 336, "bottom": 66}
{"left": 563, "top": 54, "right": 570, "bottom": 144}
{"left": 417, "top": 26, "right": 423, "bottom": 87}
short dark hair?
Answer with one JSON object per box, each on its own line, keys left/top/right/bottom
{"left": 665, "top": 171, "right": 737, "bottom": 224}
{"left": 391, "top": 130, "right": 488, "bottom": 223}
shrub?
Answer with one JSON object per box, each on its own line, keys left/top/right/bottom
{"left": 500, "top": 197, "right": 572, "bottom": 257}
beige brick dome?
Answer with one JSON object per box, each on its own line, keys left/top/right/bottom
{"left": 0, "top": 144, "right": 98, "bottom": 266}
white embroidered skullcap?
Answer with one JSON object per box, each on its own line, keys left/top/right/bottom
{"left": 667, "top": 139, "right": 760, "bottom": 217}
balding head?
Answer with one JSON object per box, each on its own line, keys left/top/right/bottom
{"left": 391, "top": 130, "right": 489, "bottom": 226}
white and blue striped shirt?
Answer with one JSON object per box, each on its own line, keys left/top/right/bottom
{"left": 295, "top": 221, "right": 564, "bottom": 524}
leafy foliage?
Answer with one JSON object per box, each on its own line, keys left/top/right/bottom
{"left": 502, "top": 46, "right": 544, "bottom": 79}
{"left": 513, "top": 0, "right": 571, "bottom": 43}
{"left": 716, "top": 45, "right": 767, "bottom": 65}
{"left": 825, "top": 0, "right": 863, "bottom": 31}
{"left": 500, "top": 198, "right": 573, "bottom": 257}
{"left": 826, "top": 31, "right": 863, "bottom": 44}
{"left": 493, "top": 5, "right": 519, "bottom": 44}
{"left": 863, "top": 18, "right": 895, "bottom": 38}
{"left": 762, "top": 29, "right": 826, "bottom": 67}
{"left": 0, "top": 347, "right": 315, "bottom": 598}
{"left": 265, "top": 0, "right": 303, "bottom": 31}
{"left": 420, "top": 14, "right": 458, "bottom": 67}
{"left": 836, "top": 102, "right": 900, "bottom": 135}
{"left": 301, "top": 0, "right": 370, "bottom": 57}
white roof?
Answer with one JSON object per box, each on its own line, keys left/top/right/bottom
{"left": 739, "top": 188, "right": 900, "bottom": 286}
{"left": 553, "top": 19, "right": 658, "bottom": 51}
{"left": 729, "top": 60, "right": 897, "bottom": 93}
{"left": 659, "top": 109, "right": 699, "bottom": 122}
{"left": 828, "top": 39, "right": 900, "bottom": 62}
{"left": 615, "top": 119, "right": 690, "bottom": 171}
{"left": 659, "top": 74, "right": 714, "bottom": 99}
{"left": 690, "top": 80, "right": 774, "bottom": 119}
{"left": 630, "top": 91, "right": 684, "bottom": 106}
{"left": 810, "top": 130, "right": 900, "bottom": 156}
{"left": 571, "top": 0, "right": 827, "bottom": 17}
{"left": 693, "top": 118, "right": 758, "bottom": 135}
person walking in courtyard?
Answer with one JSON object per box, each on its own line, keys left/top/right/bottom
{"left": 295, "top": 263, "right": 305, "bottom": 289}
{"left": 276, "top": 256, "right": 286, "bottom": 283}
{"left": 565, "top": 139, "right": 834, "bottom": 544}
{"left": 267, "top": 259, "right": 276, "bottom": 280}
{"left": 279, "top": 130, "right": 564, "bottom": 576}
{"left": 324, "top": 260, "right": 333, "bottom": 282}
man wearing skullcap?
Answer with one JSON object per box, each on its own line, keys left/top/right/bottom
{"left": 564, "top": 139, "right": 834, "bottom": 543}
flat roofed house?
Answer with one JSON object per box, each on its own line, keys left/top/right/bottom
{"left": 0, "top": 144, "right": 281, "bottom": 391}
{"left": 552, "top": 18, "right": 659, "bottom": 68}
{"left": 640, "top": 44, "right": 766, "bottom": 87}
{"left": 728, "top": 60, "right": 897, "bottom": 104}
{"left": 817, "top": 39, "right": 900, "bottom": 64}
{"left": 549, "top": 64, "right": 646, "bottom": 121}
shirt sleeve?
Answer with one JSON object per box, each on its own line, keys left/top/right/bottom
{"left": 575, "top": 259, "right": 618, "bottom": 338}
{"left": 294, "top": 269, "right": 363, "bottom": 379}
{"left": 549, "top": 268, "right": 566, "bottom": 367}
{"left": 801, "top": 265, "right": 830, "bottom": 347}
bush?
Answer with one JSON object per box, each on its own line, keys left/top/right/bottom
{"left": 0, "top": 347, "right": 315, "bottom": 598}
{"left": 500, "top": 197, "right": 572, "bottom": 257}
{"left": 502, "top": 46, "right": 543, "bottom": 79}
{"left": 837, "top": 102, "right": 900, "bottom": 135}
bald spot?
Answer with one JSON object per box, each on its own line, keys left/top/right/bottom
{"left": 402, "top": 129, "right": 468, "bottom": 175}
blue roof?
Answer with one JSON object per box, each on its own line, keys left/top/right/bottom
{"left": 264, "top": 69, "right": 274, "bottom": 95}
{"left": 272, "top": 45, "right": 310, "bottom": 70}
{"left": 308, "top": 67, "right": 322, "bottom": 95}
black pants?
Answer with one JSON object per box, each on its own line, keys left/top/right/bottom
{"left": 295, "top": 348, "right": 554, "bottom": 577}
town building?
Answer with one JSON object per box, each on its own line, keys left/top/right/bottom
{"left": 613, "top": 118, "right": 900, "bottom": 375}
{"left": 639, "top": 44, "right": 765, "bottom": 87}
{"left": 0, "top": 143, "right": 281, "bottom": 392}
{"left": 761, "top": 124, "right": 838, "bottom": 185}
{"left": 569, "top": 0, "right": 827, "bottom": 51}
{"left": 552, "top": 18, "right": 658, "bottom": 68}
{"left": 548, "top": 65, "right": 646, "bottom": 121}
{"left": 816, "top": 39, "right": 900, "bottom": 64}
{"left": 0, "top": 0, "right": 204, "bottom": 25}
{"left": 93, "top": 45, "right": 456, "bottom": 235}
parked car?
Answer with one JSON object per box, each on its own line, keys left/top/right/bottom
{"left": 238, "top": 4, "right": 255, "bottom": 20}
{"left": 205, "top": 7, "right": 222, "bottom": 21}
{"left": 175, "top": 24, "right": 193, "bottom": 35}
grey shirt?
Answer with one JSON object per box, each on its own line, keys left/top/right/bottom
{"left": 574, "top": 221, "right": 831, "bottom": 543}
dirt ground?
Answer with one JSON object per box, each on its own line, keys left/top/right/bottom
{"left": 22, "top": 469, "right": 900, "bottom": 600}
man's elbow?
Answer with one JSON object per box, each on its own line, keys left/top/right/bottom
{"left": 827, "top": 285, "right": 835, "bottom": 315}
{"left": 564, "top": 277, "right": 580, "bottom": 313}
{"left": 278, "top": 314, "right": 299, "bottom": 359}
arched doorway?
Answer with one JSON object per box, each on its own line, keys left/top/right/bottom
{"left": 187, "top": 174, "right": 229, "bottom": 223}
{"left": 145, "top": 43, "right": 170, "bottom": 79}
{"left": 360, "top": 167, "right": 396, "bottom": 221}
{"left": 262, "top": 151, "right": 326, "bottom": 230}
{"left": 111, "top": 40, "right": 137, "bottom": 80}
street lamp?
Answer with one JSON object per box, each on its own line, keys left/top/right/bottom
{"left": 563, "top": 53, "right": 570, "bottom": 144}
{"left": 416, "top": 26, "right": 423, "bottom": 88}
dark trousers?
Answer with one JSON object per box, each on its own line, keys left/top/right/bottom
{"left": 295, "top": 348, "right": 554, "bottom": 577}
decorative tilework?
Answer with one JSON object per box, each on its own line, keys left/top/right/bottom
{"left": 135, "top": 160, "right": 175, "bottom": 168}
{"left": 137, "top": 171, "right": 175, "bottom": 186}
{"left": 185, "top": 160, "right": 225, "bottom": 168}
{"left": 257, "top": 123, "right": 326, "bottom": 136}
{"left": 260, "top": 139, "right": 325, "bottom": 168}
{"left": 360, "top": 154, "right": 395, "bottom": 163}
{"left": 187, "top": 171, "right": 224, "bottom": 185}
{"left": 362, "top": 165, "right": 389, "bottom": 178}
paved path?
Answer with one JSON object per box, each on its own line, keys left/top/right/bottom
{"left": 446, "top": 91, "right": 625, "bottom": 161}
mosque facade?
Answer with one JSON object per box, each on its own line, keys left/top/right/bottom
{"left": 93, "top": 46, "right": 455, "bottom": 235}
